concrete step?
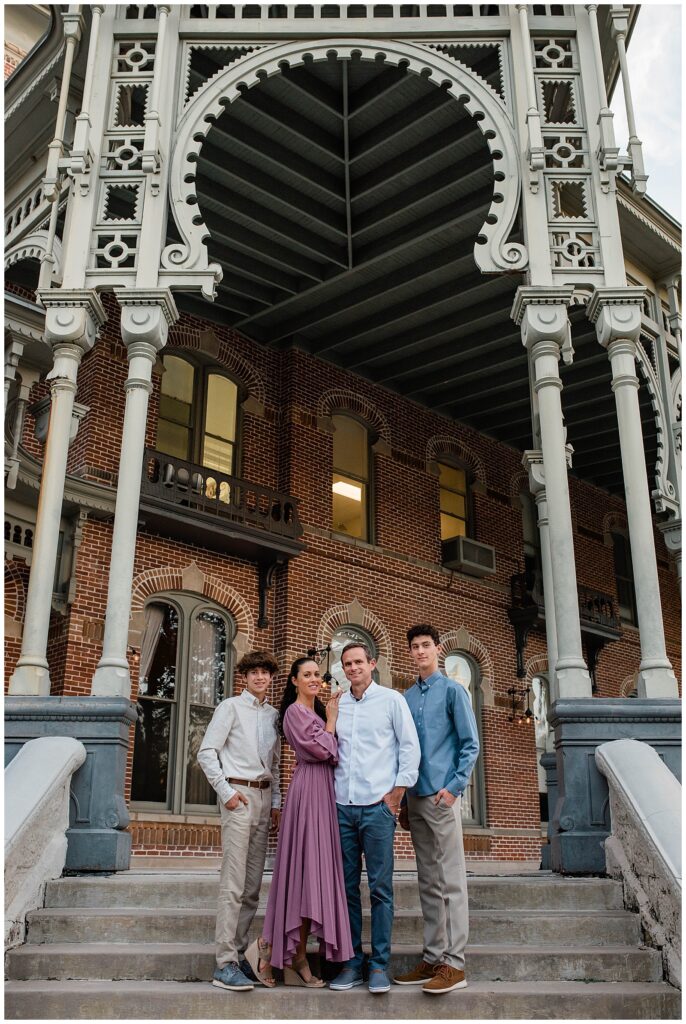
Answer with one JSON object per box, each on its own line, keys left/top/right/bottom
{"left": 26, "top": 907, "right": 641, "bottom": 947}
{"left": 5, "top": 941, "right": 663, "bottom": 983}
{"left": 4, "top": 979, "right": 681, "bottom": 1019}
{"left": 44, "top": 873, "right": 624, "bottom": 911}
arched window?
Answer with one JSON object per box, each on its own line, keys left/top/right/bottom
{"left": 157, "top": 354, "right": 239, "bottom": 475}
{"left": 131, "top": 594, "right": 235, "bottom": 813}
{"left": 443, "top": 651, "right": 485, "bottom": 826}
{"left": 611, "top": 531, "right": 637, "bottom": 625}
{"left": 328, "top": 623, "right": 379, "bottom": 692}
{"left": 531, "top": 673, "right": 550, "bottom": 823}
{"left": 438, "top": 460, "right": 471, "bottom": 540}
{"left": 331, "top": 414, "right": 370, "bottom": 540}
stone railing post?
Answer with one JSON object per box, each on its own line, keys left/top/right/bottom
{"left": 91, "top": 291, "right": 177, "bottom": 698}
{"left": 513, "top": 288, "right": 592, "bottom": 699}
{"left": 9, "top": 291, "right": 105, "bottom": 696}
{"left": 588, "top": 288, "right": 679, "bottom": 698}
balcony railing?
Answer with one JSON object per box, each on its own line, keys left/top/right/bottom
{"left": 140, "top": 448, "right": 303, "bottom": 542}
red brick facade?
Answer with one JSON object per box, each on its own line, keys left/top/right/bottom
{"left": 5, "top": 298, "right": 681, "bottom": 862}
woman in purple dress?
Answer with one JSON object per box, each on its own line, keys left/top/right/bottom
{"left": 245, "top": 657, "right": 353, "bottom": 987}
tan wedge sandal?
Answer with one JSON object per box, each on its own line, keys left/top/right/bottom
{"left": 283, "top": 957, "right": 326, "bottom": 988}
{"left": 245, "top": 937, "right": 276, "bottom": 988}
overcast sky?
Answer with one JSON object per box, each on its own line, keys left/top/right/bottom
{"left": 610, "top": 3, "right": 682, "bottom": 220}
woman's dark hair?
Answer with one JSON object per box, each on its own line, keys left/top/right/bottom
{"left": 278, "top": 657, "right": 327, "bottom": 737}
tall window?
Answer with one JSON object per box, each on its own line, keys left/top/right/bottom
{"left": 331, "top": 414, "right": 369, "bottom": 540}
{"left": 611, "top": 531, "right": 637, "bottom": 625}
{"left": 157, "top": 354, "right": 239, "bottom": 475}
{"left": 520, "top": 491, "right": 543, "bottom": 599}
{"left": 131, "top": 594, "right": 235, "bottom": 813}
{"left": 438, "top": 461, "right": 470, "bottom": 540}
{"left": 328, "top": 624, "right": 379, "bottom": 692}
{"left": 443, "top": 651, "right": 485, "bottom": 826}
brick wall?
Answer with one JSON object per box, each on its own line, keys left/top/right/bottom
{"left": 5, "top": 300, "right": 681, "bottom": 861}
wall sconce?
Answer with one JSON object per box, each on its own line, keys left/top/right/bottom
{"left": 307, "top": 644, "right": 333, "bottom": 686}
{"left": 508, "top": 685, "right": 534, "bottom": 725}
{"left": 127, "top": 645, "right": 140, "bottom": 666}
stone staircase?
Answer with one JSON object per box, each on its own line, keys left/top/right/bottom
{"left": 4, "top": 870, "right": 680, "bottom": 1019}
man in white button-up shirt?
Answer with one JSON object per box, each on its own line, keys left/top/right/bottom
{"left": 198, "top": 650, "right": 281, "bottom": 993}
{"left": 329, "top": 643, "right": 420, "bottom": 995}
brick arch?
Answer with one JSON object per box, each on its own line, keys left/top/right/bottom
{"left": 439, "top": 626, "right": 494, "bottom": 706}
{"left": 524, "top": 654, "right": 549, "bottom": 686}
{"left": 317, "top": 389, "right": 391, "bottom": 445}
{"left": 4, "top": 562, "right": 27, "bottom": 623}
{"left": 130, "top": 564, "right": 254, "bottom": 643}
{"left": 316, "top": 599, "right": 393, "bottom": 685}
{"left": 603, "top": 511, "right": 629, "bottom": 548}
{"left": 426, "top": 436, "right": 487, "bottom": 485}
{"left": 510, "top": 470, "right": 530, "bottom": 507}
{"left": 165, "top": 323, "right": 266, "bottom": 406}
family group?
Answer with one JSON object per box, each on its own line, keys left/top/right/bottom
{"left": 197, "top": 623, "right": 480, "bottom": 996}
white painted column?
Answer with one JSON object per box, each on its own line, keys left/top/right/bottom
{"left": 589, "top": 289, "right": 679, "bottom": 698}
{"left": 523, "top": 451, "right": 559, "bottom": 704}
{"left": 91, "top": 292, "right": 177, "bottom": 698}
{"left": 10, "top": 293, "right": 105, "bottom": 696}
{"left": 514, "top": 289, "right": 592, "bottom": 699}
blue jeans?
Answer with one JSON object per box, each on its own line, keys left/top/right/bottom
{"left": 336, "top": 801, "right": 396, "bottom": 971}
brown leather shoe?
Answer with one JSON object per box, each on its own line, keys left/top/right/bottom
{"left": 422, "top": 963, "right": 467, "bottom": 994}
{"left": 393, "top": 960, "right": 439, "bottom": 985}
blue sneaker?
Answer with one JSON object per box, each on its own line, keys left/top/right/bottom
{"left": 368, "top": 968, "right": 391, "bottom": 993}
{"left": 329, "top": 966, "right": 364, "bottom": 990}
{"left": 212, "top": 962, "right": 254, "bottom": 991}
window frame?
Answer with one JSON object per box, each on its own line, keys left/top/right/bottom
{"left": 131, "top": 591, "right": 236, "bottom": 816}
{"left": 442, "top": 649, "right": 486, "bottom": 828}
{"left": 330, "top": 411, "right": 374, "bottom": 543}
{"left": 610, "top": 530, "right": 638, "bottom": 626}
{"left": 157, "top": 351, "right": 243, "bottom": 477}
{"left": 437, "top": 456, "right": 473, "bottom": 541}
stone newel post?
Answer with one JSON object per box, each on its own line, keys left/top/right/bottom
{"left": 91, "top": 291, "right": 178, "bottom": 698}
{"left": 588, "top": 288, "right": 679, "bottom": 699}
{"left": 513, "top": 288, "right": 593, "bottom": 699}
{"left": 9, "top": 291, "right": 106, "bottom": 696}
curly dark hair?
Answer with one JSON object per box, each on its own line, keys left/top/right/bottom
{"left": 237, "top": 650, "right": 279, "bottom": 676}
{"left": 278, "top": 656, "right": 327, "bottom": 738}
{"left": 406, "top": 623, "right": 441, "bottom": 646}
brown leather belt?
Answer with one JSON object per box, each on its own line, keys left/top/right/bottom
{"left": 228, "top": 777, "right": 270, "bottom": 790}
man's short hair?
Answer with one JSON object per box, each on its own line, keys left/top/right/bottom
{"left": 237, "top": 650, "right": 279, "bottom": 676}
{"left": 406, "top": 624, "right": 441, "bottom": 646}
{"left": 340, "top": 641, "right": 373, "bottom": 662}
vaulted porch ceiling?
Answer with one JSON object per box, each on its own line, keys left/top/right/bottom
{"left": 175, "top": 53, "right": 657, "bottom": 498}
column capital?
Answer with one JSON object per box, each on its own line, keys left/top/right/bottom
{"left": 117, "top": 289, "right": 179, "bottom": 353}
{"left": 512, "top": 287, "right": 575, "bottom": 357}
{"left": 38, "top": 289, "right": 107, "bottom": 354}
{"left": 522, "top": 449, "right": 546, "bottom": 495}
{"left": 587, "top": 287, "right": 644, "bottom": 349}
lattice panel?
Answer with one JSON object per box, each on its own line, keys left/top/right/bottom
{"left": 531, "top": 34, "right": 601, "bottom": 276}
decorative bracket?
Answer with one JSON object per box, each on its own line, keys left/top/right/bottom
{"left": 257, "top": 560, "right": 281, "bottom": 630}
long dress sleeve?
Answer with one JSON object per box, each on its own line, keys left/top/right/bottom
{"left": 284, "top": 703, "right": 338, "bottom": 764}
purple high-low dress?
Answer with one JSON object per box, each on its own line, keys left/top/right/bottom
{"left": 262, "top": 702, "right": 353, "bottom": 969}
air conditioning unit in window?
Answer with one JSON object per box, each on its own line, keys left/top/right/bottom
{"left": 441, "top": 536, "right": 496, "bottom": 577}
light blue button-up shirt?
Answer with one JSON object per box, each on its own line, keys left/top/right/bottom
{"left": 404, "top": 671, "right": 479, "bottom": 798}
{"left": 334, "top": 682, "right": 420, "bottom": 806}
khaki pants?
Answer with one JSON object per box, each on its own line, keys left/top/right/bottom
{"left": 216, "top": 785, "right": 271, "bottom": 967}
{"left": 407, "top": 792, "right": 469, "bottom": 970}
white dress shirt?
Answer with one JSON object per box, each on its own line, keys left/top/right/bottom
{"left": 334, "top": 681, "right": 420, "bottom": 806}
{"left": 197, "top": 688, "right": 281, "bottom": 809}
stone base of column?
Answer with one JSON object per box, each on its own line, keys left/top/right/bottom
{"left": 8, "top": 661, "right": 51, "bottom": 697}
{"left": 553, "top": 661, "right": 593, "bottom": 700}
{"left": 91, "top": 661, "right": 131, "bottom": 698}
{"left": 548, "top": 699, "right": 681, "bottom": 875}
{"left": 4, "top": 696, "right": 137, "bottom": 873}
{"left": 637, "top": 664, "right": 680, "bottom": 699}
{"left": 539, "top": 751, "right": 558, "bottom": 871}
